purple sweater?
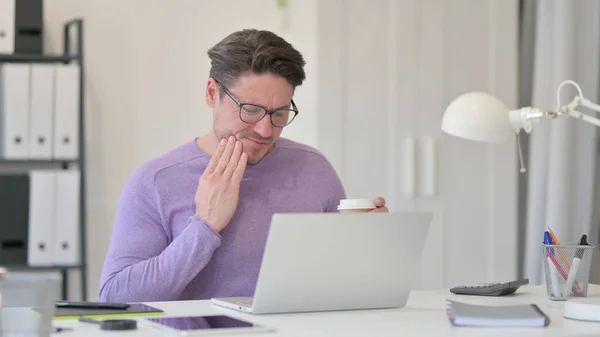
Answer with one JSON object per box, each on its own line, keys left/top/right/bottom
{"left": 99, "top": 138, "right": 345, "bottom": 302}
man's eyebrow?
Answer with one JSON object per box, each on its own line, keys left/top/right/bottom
{"left": 273, "top": 102, "right": 293, "bottom": 110}
{"left": 244, "top": 101, "right": 292, "bottom": 111}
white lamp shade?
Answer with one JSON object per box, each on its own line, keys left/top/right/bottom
{"left": 441, "top": 92, "right": 513, "bottom": 143}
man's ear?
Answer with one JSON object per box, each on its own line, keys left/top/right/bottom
{"left": 206, "top": 78, "right": 219, "bottom": 108}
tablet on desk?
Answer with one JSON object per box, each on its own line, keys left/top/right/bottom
{"left": 141, "top": 315, "right": 274, "bottom": 335}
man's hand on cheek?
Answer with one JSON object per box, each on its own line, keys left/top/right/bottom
{"left": 370, "top": 197, "right": 388, "bottom": 213}
{"left": 195, "top": 135, "right": 248, "bottom": 232}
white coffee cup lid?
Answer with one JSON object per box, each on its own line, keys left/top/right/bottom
{"left": 337, "top": 198, "right": 376, "bottom": 210}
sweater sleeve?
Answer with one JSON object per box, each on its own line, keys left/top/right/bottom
{"left": 322, "top": 159, "right": 346, "bottom": 213}
{"left": 98, "top": 168, "right": 221, "bottom": 302}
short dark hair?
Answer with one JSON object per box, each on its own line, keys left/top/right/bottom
{"left": 207, "top": 29, "right": 306, "bottom": 89}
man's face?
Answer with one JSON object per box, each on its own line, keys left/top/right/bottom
{"left": 206, "top": 73, "right": 294, "bottom": 165}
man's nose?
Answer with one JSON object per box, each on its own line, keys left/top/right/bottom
{"left": 253, "top": 115, "right": 273, "bottom": 139}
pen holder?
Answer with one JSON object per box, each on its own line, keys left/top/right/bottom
{"left": 542, "top": 243, "right": 595, "bottom": 301}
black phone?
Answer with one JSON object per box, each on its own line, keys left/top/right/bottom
{"left": 55, "top": 301, "right": 130, "bottom": 310}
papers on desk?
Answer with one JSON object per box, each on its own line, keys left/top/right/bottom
{"left": 446, "top": 300, "right": 550, "bottom": 327}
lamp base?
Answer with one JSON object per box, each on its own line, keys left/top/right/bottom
{"left": 564, "top": 298, "right": 600, "bottom": 322}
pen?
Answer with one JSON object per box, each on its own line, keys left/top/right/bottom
{"left": 547, "top": 251, "right": 580, "bottom": 295}
{"left": 549, "top": 227, "right": 582, "bottom": 294}
{"left": 548, "top": 227, "right": 570, "bottom": 270}
{"left": 563, "top": 234, "right": 589, "bottom": 297}
{"left": 563, "top": 245, "right": 584, "bottom": 297}
{"left": 544, "top": 231, "right": 554, "bottom": 256}
{"left": 547, "top": 256, "right": 561, "bottom": 296}
{"left": 544, "top": 231, "right": 561, "bottom": 296}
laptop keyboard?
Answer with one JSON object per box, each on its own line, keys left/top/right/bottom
{"left": 234, "top": 298, "right": 253, "bottom": 307}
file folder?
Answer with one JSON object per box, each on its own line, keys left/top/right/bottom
{"left": 0, "top": 174, "right": 29, "bottom": 265}
{"left": 27, "top": 171, "right": 56, "bottom": 266}
{"left": 52, "top": 170, "right": 80, "bottom": 266}
{"left": 13, "top": 0, "right": 43, "bottom": 54}
{"left": 53, "top": 63, "right": 79, "bottom": 160}
{"left": 0, "top": 0, "right": 16, "bottom": 54}
{"left": 0, "top": 63, "right": 31, "bottom": 159}
{"left": 29, "top": 64, "right": 54, "bottom": 159}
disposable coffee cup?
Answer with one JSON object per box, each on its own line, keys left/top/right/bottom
{"left": 337, "top": 198, "right": 376, "bottom": 213}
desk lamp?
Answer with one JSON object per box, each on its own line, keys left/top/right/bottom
{"left": 441, "top": 80, "right": 600, "bottom": 173}
{"left": 441, "top": 80, "right": 600, "bottom": 322}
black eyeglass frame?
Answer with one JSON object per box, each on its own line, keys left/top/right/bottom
{"left": 214, "top": 79, "right": 299, "bottom": 128}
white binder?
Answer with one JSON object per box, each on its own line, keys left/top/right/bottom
{"left": 29, "top": 64, "right": 55, "bottom": 159}
{"left": 53, "top": 63, "right": 79, "bottom": 160}
{"left": 0, "top": 63, "right": 30, "bottom": 159}
{"left": 0, "top": 0, "right": 15, "bottom": 54}
{"left": 27, "top": 171, "right": 56, "bottom": 266}
{"left": 52, "top": 169, "right": 80, "bottom": 266}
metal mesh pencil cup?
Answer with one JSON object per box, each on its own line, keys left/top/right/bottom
{"left": 542, "top": 243, "right": 595, "bottom": 301}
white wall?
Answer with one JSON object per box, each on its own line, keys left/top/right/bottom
{"left": 43, "top": 0, "right": 318, "bottom": 300}
{"left": 317, "top": 0, "right": 519, "bottom": 289}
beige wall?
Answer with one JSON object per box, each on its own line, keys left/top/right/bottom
{"left": 44, "top": 0, "right": 318, "bottom": 300}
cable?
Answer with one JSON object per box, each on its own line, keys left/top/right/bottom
{"left": 556, "top": 80, "right": 584, "bottom": 111}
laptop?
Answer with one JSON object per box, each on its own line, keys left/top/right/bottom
{"left": 211, "top": 212, "right": 433, "bottom": 314}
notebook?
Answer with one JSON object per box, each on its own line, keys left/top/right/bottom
{"left": 446, "top": 300, "right": 550, "bottom": 327}
{"left": 34, "top": 303, "right": 164, "bottom": 320}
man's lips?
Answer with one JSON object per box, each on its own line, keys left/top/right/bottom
{"left": 245, "top": 138, "right": 269, "bottom": 148}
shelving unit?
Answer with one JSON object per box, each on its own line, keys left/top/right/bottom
{"left": 0, "top": 19, "right": 87, "bottom": 301}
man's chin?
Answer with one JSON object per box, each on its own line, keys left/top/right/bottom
{"left": 246, "top": 152, "right": 267, "bottom": 165}
{"left": 245, "top": 145, "right": 275, "bottom": 165}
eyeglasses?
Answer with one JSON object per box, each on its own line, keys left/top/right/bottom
{"left": 215, "top": 79, "right": 299, "bottom": 128}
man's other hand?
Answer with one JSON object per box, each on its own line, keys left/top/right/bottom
{"left": 370, "top": 197, "right": 389, "bottom": 213}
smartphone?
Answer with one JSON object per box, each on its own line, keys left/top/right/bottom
{"left": 55, "top": 301, "right": 130, "bottom": 310}
{"left": 141, "top": 315, "right": 274, "bottom": 336}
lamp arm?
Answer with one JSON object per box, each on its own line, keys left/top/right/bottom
{"left": 567, "top": 98, "right": 600, "bottom": 127}
{"left": 512, "top": 96, "right": 600, "bottom": 174}
{"left": 569, "top": 109, "right": 600, "bottom": 127}
{"left": 580, "top": 97, "right": 600, "bottom": 112}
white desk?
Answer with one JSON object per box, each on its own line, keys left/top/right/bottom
{"left": 53, "top": 285, "right": 600, "bottom": 336}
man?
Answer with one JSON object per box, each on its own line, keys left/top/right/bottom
{"left": 99, "top": 29, "right": 388, "bottom": 302}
